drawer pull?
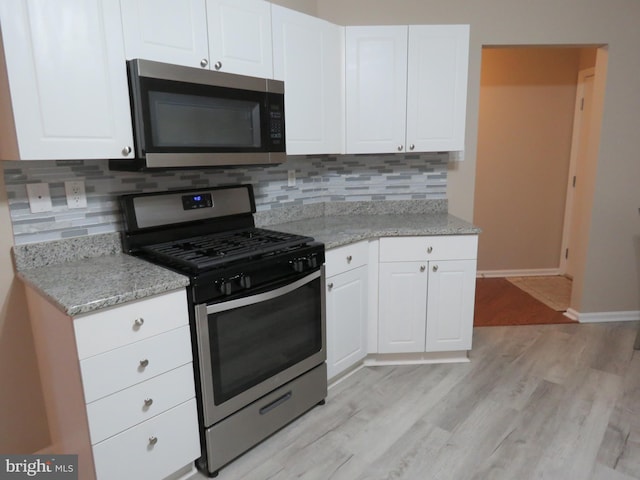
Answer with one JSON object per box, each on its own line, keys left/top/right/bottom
{"left": 133, "top": 317, "right": 144, "bottom": 329}
{"left": 143, "top": 398, "right": 154, "bottom": 408}
{"left": 259, "top": 391, "right": 292, "bottom": 415}
{"left": 346, "top": 255, "right": 353, "bottom": 263}
{"left": 327, "top": 282, "right": 334, "bottom": 290}
{"left": 433, "top": 265, "right": 439, "bottom": 272}
{"left": 427, "top": 246, "right": 433, "bottom": 254}
{"left": 420, "top": 265, "right": 426, "bottom": 272}
{"left": 139, "top": 359, "right": 149, "bottom": 369}
{"left": 148, "top": 436, "right": 158, "bottom": 447}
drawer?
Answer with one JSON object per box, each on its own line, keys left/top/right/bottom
{"left": 379, "top": 235, "right": 478, "bottom": 262}
{"left": 325, "top": 241, "right": 368, "bottom": 277}
{"left": 74, "top": 289, "right": 188, "bottom": 360}
{"left": 80, "top": 326, "right": 193, "bottom": 403}
{"left": 93, "top": 399, "right": 200, "bottom": 480}
{"left": 86, "top": 363, "right": 196, "bottom": 444}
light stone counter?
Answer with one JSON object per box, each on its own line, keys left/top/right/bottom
{"left": 13, "top": 233, "right": 189, "bottom": 317}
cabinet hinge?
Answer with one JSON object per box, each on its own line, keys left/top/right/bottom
{"left": 565, "top": 248, "right": 569, "bottom": 260}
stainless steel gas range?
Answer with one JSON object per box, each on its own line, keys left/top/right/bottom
{"left": 119, "top": 184, "right": 327, "bottom": 477}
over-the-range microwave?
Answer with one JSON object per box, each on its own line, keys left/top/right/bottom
{"left": 109, "top": 59, "right": 286, "bottom": 171}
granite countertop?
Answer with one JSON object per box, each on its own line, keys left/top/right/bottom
{"left": 266, "top": 212, "right": 480, "bottom": 249}
{"left": 14, "top": 234, "right": 189, "bottom": 317}
{"left": 13, "top": 200, "right": 479, "bottom": 316}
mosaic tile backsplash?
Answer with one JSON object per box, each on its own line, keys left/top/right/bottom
{"left": 2, "top": 153, "right": 448, "bottom": 245}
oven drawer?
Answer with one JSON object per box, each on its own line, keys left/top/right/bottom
{"left": 80, "top": 326, "right": 193, "bottom": 403}
{"left": 379, "top": 235, "right": 478, "bottom": 262}
{"left": 92, "top": 399, "right": 200, "bottom": 480}
{"left": 74, "top": 289, "right": 189, "bottom": 360}
{"left": 86, "top": 363, "right": 196, "bottom": 444}
{"left": 325, "top": 241, "right": 368, "bottom": 277}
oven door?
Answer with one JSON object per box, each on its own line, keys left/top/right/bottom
{"left": 194, "top": 269, "right": 325, "bottom": 427}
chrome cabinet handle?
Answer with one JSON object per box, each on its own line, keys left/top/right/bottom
{"left": 214, "top": 61, "right": 222, "bottom": 70}
{"left": 432, "top": 265, "right": 439, "bottom": 272}
{"left": 148, "top": 436, "right": 158, "bottom": 446}
{"left": 409, "top": 144, "right": 415, "bottom": 151}
{"left": 200, "top": 58, "right": 209, "bottom": 68}
{"left": 133, "top": 317, "right": 144, "bottom": 329}
{"left": 427, "top": 246, "right": 433, "bottom": 254}
{"left": 143, "top": 398, "right": 153, "bottom": 408}
{"left": 420, "top": 265, "right": 426, "bottom": 272}
{"left": 327, "top": 282, "right": 334, "bottom": 290}
{"left": 121, "top": 146, "right": 132, "bottom": 156}
{"left": 139, "top": 359, "right": 149, "bottom": 368}
{"left": 397, "top": 145, "right": 404, "bottom": 151}
{"left": 346, "top": 255, "right": 353, "bottom": 263}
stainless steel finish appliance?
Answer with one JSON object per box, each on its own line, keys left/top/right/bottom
{"left": 110, "top": 59, "right": 286, "bottom": 171}
{"left": 120, "top": 185, "right": 326, "bottom": 477}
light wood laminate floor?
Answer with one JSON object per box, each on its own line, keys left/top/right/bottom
{"left": 191, "top": 322, "right": 640, "bottom": 480}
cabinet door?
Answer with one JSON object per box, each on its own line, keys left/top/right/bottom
{"left": 345, "top": 26, "right": 408, "bottom": 154}
{"left": 207, "top": 0, "right": 273, "bottom": 78}
{"left": 326, "top": 266, "right": 368, "bottom": 379}
{"left": 406, "top": 25, "right": 469, "bottom": 152}
{"left": 425, "top": 259, "right": 476, "bottom": 352}
{"left": 378, "top": 261, "right": 428, "bottom": 353}
{"left": 272, "top": 5, "right": 344, "bottom": 154}
{"left": 120, "top": 0, "right": 209, "bottom": 69}
{"left": 0, "top": 0, "right": 134, "bottom": 160}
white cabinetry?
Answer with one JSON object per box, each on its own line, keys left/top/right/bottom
{"left": 272, "top": 5, "right": 344, "bottom": 154}
{"left": 121, "top": 0, "right": 273, "bottom": 77}
{"left": 378, "top": 235, "right": 477, "bottom": 354}
{"left": 346, "top": 25, "right": 469, "bottom": 154}
{"left": 325, "top": 242, "right": 368, "bottom": 379}
{"left": 25, "top": 288, "right": 200, "bottom": 480}
{"left": 206, "top": 0, "right": 273, "bottom": 78}
{"left": 120, "top": 0, "right": 209, "bottom": 69}
{"left": 0, "top": 0, "right": 134, "bottom": 161}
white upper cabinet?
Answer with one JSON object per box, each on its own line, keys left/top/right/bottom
{"left": 345, "top": 26, "right": 408, "bottom": 155}
{"left": 406, "top": 25, "right": 469, "bottom": 152}
{"left": 0, "top": 0, "right": 134, "bottom": 161}
{"left": 120, "top": 0, "right": 210, "bottom": 69}
{"left": 272, "top": 5, "right": 344, "bottom": 154}
{"left": 206, "top": 0, "right": 273, "bottom": 78}
{"left": 346, "top": 24, "right": 469, "bottom": 154}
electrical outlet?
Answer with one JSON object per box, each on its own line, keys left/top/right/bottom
{"left": 288, "top": 170, "right": 296, "bottom": 187}
{"left": 26, "top": 183, "right": 53, "bottom": 213}
{"left": 65, "top": 180, "right": 87, "bottom": 209}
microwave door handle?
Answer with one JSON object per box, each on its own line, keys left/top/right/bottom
{"left": 205, "top": 270, "right": 321, "bottom": 315}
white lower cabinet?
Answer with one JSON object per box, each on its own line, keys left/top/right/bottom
{"left": 377, "top": 235, "right": 478, "bottom": 355}
{"left": 325, "top": 242, "right": 368, "bottom": 379}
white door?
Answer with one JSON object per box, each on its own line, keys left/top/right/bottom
{"left": 0, "top": 0, "right": 134, "bottom": 160}
{"left": 345, "top": 26, "right": 408, "bottom": 154}
{"left": 378, "top": 261, "right": 428, "bottom": 353}
{"left": 120, "top": 0, "right": 209, "bottom": 68}
{"left": 206, "top": 0, "right": 273, "bottom": 78}
{"left": 406, "top": 25, "right": 469, "bottom": 152}
{"left": 272, "top": 5, "right": 344, "bottom": 154}
{"left": 325, "top": 266, "right": 368, "bottom": 379}
{"left": 562, "top": 69, "right": 595, "bottom": 279}
{"left": 425, "top": 259, "right": 475, "bottom": 352}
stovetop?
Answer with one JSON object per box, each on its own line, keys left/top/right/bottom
{"left": 140, "top": 227, "right": 315, "bottom": 274}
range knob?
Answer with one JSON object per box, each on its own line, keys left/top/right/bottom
{"left": 292, "top": 258, "right": 305, "bottom": 273}
{"left": 307, "top": 255, "right": 318, "bottom": 269}
{"left": 239, "top": 275, "right": 252, "bottom": 289}
{"left": 219, "top": 280, "right": 232, "bottom": 296}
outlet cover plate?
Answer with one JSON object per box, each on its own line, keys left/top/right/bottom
{"left": 65, "top": 180, "right": 87, "bottom": 209}
{"left": 26, "top": 183, "right": 52, "bottom": 213}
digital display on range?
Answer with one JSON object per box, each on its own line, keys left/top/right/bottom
{"left": 182, "top": 193, "right": 213, "bottom": 210}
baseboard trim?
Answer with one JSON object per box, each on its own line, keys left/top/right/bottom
{"left": 477, "top": 268, "right": 561, "bottom": 278}
{"left": 575, "top": 310, "right": 640, "bottom": 324}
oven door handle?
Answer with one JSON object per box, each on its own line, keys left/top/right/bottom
{"left": 205, "top": 270, "right": 321, "bottom": 314}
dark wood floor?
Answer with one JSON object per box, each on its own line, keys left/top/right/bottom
{"left": 474, "top": 277, "right": 576, "bottom": 327}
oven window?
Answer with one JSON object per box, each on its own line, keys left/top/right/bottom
{"left": 208, "top": 278, "right": 322, "bottom": 404}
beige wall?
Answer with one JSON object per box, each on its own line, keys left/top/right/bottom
{"left": 316, "top": 0, "right": 640, "bottom": 313}
{"left": 0, "top": 167, "right": 49, "bottom": 453}
{"left": 474, "top": 47, "right": 580, "bottom": 272}
{"left": 268, "top": 0, "right": 316, "bottom": 16}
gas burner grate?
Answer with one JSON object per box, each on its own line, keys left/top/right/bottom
{"left": 140, "top": 227, "right": 314, "bottom": 272}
